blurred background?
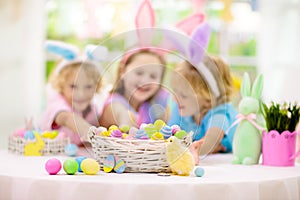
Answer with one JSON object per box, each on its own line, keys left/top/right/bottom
{"left": 1, "top": 0, "right": 300, "bottom": 149}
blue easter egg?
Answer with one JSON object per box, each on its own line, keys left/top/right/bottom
{"left": 75, "top": 156, "right": 86, "bottom": 172}
{"left": 194, "top": 167, "right": 205, "bottom": 177}
{"left": 103, "top": 155, "right": 115, "bottom": 173}
{"left": 114, "top": 156, "right": 126, "bottom": 174}
{"left": 24, "top": 130, "right": 35, "bottom": 140}
{"left": 65, "top": 144, "right": 78, "bottom": 157}
{"left": 135, "top": 129, "right": 149, "bottom": 139}
{"left": 160, "top": 125, "right": 172, "bottom": 139}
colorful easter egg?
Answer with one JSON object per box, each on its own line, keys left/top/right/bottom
{"left": 119, "top": 125, "right": 130, "bottom": 133}
{"left": 122, "top": 133, "right": 129, "bottom": 139}
{"left": 135, "top": 129, "right": 149, "bottom": 140}
{"left": 108, "top": 125, "right": 119, "bottom": 132}
{"left": 81, "top": 158, "right": 100, "bottom": 175}
{"left": 171, "top": 125, "right": 181, "bottom": 135}
{"left": 13, "top": 128, "right": 26, "bottom": 137}
{"left": 75, "top": 156, "right": 86, "bottom": 172}
{"left": 144, "top": 124, "right": 157, "bottom": 137}
{"left": 65, "top": 144, "right": 78, "bottom": 157}
{"left": 45, "top": 158, "right": 62, "bottom": 175}
{"left": 128, "top": 127, "right": 138, "bottom": 138}
{"left": 42, "top": 130, "right": 59, "bottom": 139}
{"left": 139, "top": 123, "right": 148, "bottom": 130}
{"left": 100, "top": 130, "right": 111, "bottom": 137}
{"left": 57, "top": 131, "right": 67, "bottom": 138}
{"left": 114, "top": 156, "right": 126, "bottom": 174}
{"left": 95, "top": 127, "right": 107, "bottom": 136}
{"left": 103, "top": 155, "right": 115, "bottom": 173}
{"left": 194, "top": 167, "right": 205, "bottom": 177}
{"left": 174, "top": 130, "right": 187, "bottom": 139}
{"left": 24, "top": 130, "right": 35, "bottom": 140}
{"left": 63, "top": 159, "right": 78, "bottom": 175}
{"left": 151, "top": 132, "right": 164, "bottom": 140}
{"left": 110, "top": 129, "right": 123, "bottom": 138}
{"left": 154, "top": 119, "right": 166, "bottom": 130}
{"left": 160, "top": 125, "right": 172, "bottom": 139}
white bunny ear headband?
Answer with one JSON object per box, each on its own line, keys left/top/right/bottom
{"left": 45, "top": 40, "right": 108, "bottom": 75}
{"left": 165, "top": 22, "right": 221, "bottom": 98}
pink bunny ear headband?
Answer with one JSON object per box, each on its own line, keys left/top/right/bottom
{"left": 121, "top": 0, "right": 203, "bottom": 65}
{"left": 165, "top": 22, "right": 220, "bottom": 98}
{"left": 45, "top": 40, "right": 108, "bottom": 75}
{"left": 120, "top": 0, "right": 166, "bottom": 65}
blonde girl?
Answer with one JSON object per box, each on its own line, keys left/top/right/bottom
{"left": 39, "top": 41, "right": 106, "bottom": 146}
{"left": 168, "top": 55, "right": 238, "bottom": 165}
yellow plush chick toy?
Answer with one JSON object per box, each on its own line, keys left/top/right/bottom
{"left": 166, "top": 136, "right": 195, "bottom": 176}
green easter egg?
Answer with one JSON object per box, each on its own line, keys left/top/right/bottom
{"left": 119, "top": 125, "right": 130, "bottom": 133}
{"left": 63, "top": 159, "right": 78, "bottom": 175}
{"left": 154, "top": 119, "right": 166, "bottom": 130}
{"left": 174, "top": 130, "right": 187, "bottom": 139}
{"left": 144, "top": 124, "right": 157, "bottom": 137}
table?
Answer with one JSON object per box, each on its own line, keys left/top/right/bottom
{"left": 0, "top": 150, "right": 300, "bottom": 200}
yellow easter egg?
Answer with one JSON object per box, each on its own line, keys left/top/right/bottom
{"left": 100, "top": 130, "right": 111, "bottom": 137}
{"left": 154, "top": 119, "right": 166, "bottom": 130}
{"left": 122, "top": 133, "right": 128, "bottom": 139}
{"left": 109, "top": 125, "right": 119, "bottom": 131}
{"left": 151, "top": 132, "right": 164, "bottom": 140}
{"left": 80, "top": 158, "right": 100, "bottom": 175}
{"left": 42, "top": 130, "right": 59, "bottom": 139}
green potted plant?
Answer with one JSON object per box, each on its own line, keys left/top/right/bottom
{"left": 261, "top": 102, "right": 300, "bottom": 166}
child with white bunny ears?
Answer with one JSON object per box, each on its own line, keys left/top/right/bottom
{"left": 39, "top": 40, "right": 108, "bottom": 146}
{"left": 167, "top": 23, "right": 238, "bottom": 165}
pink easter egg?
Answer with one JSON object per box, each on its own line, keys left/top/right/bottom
{"left": 171, "top": 125, "right": 181, "bottom": 135}
{"left": 57, "top": 131, "right": 67, "bottom": 138}
{"left": 45, "top": 158, "right": 62, "bottom": 175}
{"left": 13, "top": 128, "right": 26, "bottom": 137}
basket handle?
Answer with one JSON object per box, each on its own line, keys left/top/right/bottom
{"left": 182, "top": 131, "right": 194, "bottom": 147}
{"left": 88, "top": 126, "right": 97, "bottom": 142}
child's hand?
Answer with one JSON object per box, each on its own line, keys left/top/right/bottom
{"left": 189, "top": 139, "right": 204, "bottom": 165}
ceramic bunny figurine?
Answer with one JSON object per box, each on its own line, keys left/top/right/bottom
{"left": 232, "top": 72, "right": 264, "bottom": 165}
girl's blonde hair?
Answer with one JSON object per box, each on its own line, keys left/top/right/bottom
{"left": 112, "top": 49, "right": 166, "bottom": 98}
{"left": 175, "top": 55, "right": 233, "bottom": 107}
{"left": 49, "top": 61, "right": 102, "bottom": 93}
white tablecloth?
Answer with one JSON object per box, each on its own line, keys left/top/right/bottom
{"left": 0, "top": 150, "right": 300, "bottom": 200}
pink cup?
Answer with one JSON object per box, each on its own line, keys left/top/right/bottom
{"left": 262, "top": 130, "right": 300, "bottom": 166}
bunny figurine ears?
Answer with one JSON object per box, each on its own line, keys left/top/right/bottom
{"left": 46, "top": 40, "right": 108, "bottom": 75}
{"left": 240, "top": 72, "right": 264, "bottom": 99}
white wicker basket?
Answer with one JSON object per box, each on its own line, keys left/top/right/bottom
{"left": 8, "top": 135, "right": 69, "bottom": 155}
{"left": 88, "top": 126, "right": 193, "bottom": 173}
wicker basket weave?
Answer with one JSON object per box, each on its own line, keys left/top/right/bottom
{"left": 8, "top": 135, "right": 69, "bottom": 155}
{"left": 88, "top": 126, "right": 193, "bottom": 173}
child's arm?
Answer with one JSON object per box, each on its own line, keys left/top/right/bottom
{"left": 99, "top": 103, "right": 136, "bottom": 128}
{"left": 199, "top": 127, "right": 225, "bottom": 155}
{"left": 189, "top": 127, "right": 225, "bottom": 165}
{"left": 55, "top": 111, "right": 92, "bottom": 142}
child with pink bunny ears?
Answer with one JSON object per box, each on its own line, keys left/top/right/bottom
{"left": 99, "top": 0, "right": 207, "bottom": 128}
{"left": 39, "top": 40, "right": 108, "bottom": 146}
{"left": 167, "top": 23, "right": 238, "bottom": 165}
{"left": 99, "top": 0, "right": 171, "bottom": 128}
